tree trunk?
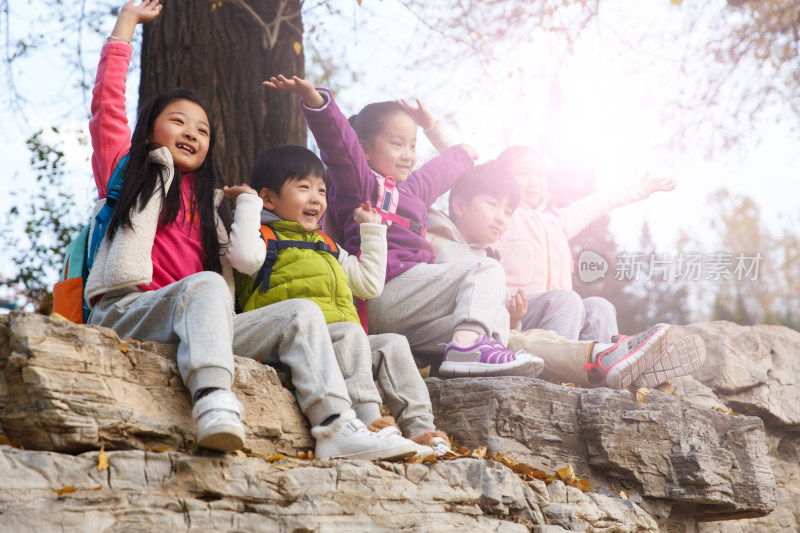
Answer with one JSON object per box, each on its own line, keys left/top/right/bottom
{"left": 139, "top": 0, "right": 305, "bottom": 187}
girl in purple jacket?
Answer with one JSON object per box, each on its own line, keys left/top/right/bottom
{"left": 264, "top": 75, "right": 544, "bottom": 379}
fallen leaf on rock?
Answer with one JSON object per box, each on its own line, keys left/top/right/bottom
{"left": 97, "top": 445, "right": 109, "bottom": 471}
{"left": 636, "top": 388, "right": 651, "bottom": 404}
{"left": 655, "top": 382, "right": 674, "bottom": 394}
{"left": 56, "top": 486, "right": 76, "bottom": 496}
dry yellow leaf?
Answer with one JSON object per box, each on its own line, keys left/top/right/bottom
{"left": 670, "top": 0, "right": 683, "bottom": 5}
{"left": 49, "top": 312, "right": 68, "bottom": 321}
{"left": 619, "top": 490, "right": 628, "bottom": 499}
{"left": 636, "top": 388, "right": 650, "bottom": 404}
{"left": 655, "top": 382, "right": 674, "bottom": 394}
{"left": 265, "top": 454, "right": 286, "bottom": 462}
{"left": 85, "top": 486, "right": 103, "bottom": 491}
{"left": 56, "top": 486, "right": 77, "bottom": 496}
{"left": 273, "top": 465, "right": 290, "bottom": 471}
{"left": 98, "top": 445, "right": 109, "bottom": 471}
{"left": 292, "top": 41, "right": 302, "bottom": 56}
{"left": 117, "top": 342, "right": 129, "bottom": 353}
{"left": 233, "top": 450, "right": 247, "bottom": 457}
{"left": 556, "top": 464, "right": 575, "bottom": 481}
{"left": 575, "top": 478, "right": 590, "bottom": 492}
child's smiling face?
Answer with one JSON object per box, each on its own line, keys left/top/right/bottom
{"left": 149, "top": 99, "right": 211, "bottom": 173}
{"left": 260, "top": 173, "right": 327, "bottom": 232}
{"left": 360, "top": 112, "right": 417, "bottom": 182}
{"left": 510, "top": 154, "right": 548, "bottom": 209}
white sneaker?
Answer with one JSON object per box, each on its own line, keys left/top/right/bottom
{"left": 431, "top": 436, "right": 452, "bottom": 457}
{"left": 375, "top": 425, "right": 434, "bottom": 460}
{"left": 313, "top": 412, "right": 417, "bottom": 461}
{"left": 192, "top": 389, "right": 245, "bottom": 452}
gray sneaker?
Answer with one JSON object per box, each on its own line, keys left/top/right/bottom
{"left": 632, "top": 335, "right": 707, "bottom": 388}
{"left": 586, "top": 324, "right": 672, "bottom": 389}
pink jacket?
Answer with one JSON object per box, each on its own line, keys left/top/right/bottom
{"left": 88, "top": 42, "right": 206, "bottom": 293}
{"left": 491, "top": 181, "right": 654, "bottom": 294}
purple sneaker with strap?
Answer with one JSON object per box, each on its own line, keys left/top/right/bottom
{"left": 439, "top": 334, "right": 544, "bottom": 378}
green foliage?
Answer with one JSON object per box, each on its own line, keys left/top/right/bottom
{"left": 0, "top": 129, "right": 86, "bottom": 313}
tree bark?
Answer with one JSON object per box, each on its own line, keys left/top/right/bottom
{"left": 140, "top": 0, "right": 305, "bottom": 187}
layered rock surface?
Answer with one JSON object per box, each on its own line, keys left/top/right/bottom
{"left": 0, "top": 313, "right": 792, "bottom": 532}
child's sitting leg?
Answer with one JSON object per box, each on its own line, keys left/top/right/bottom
{"left": 581, "top": 296, "right": 618, "bottom": 343}
{"left": 90, "top": 271, "right": 245, "bottom": 452}
{"left": 367, "top": 257, "right": 544, "bottom": 378}
{"left": 520, "top": 290, "right": 618, "bottom": 343}
{"left": 368, "top": 333, "right": 451, "bottom": 456}
{"left": 327, "top": 322, "right": 443, "bottom": 458}
{"left": 232, "top": 298, "right": 417, "bottom": 461}
{"left": 508, "top": 324, "right": 706, "bottom": 389}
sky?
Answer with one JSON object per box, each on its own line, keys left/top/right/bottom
{"left": 1, "top": 0, "right": 798, "bottom": 315}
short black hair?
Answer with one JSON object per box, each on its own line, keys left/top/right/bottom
{"left": 448, "top": 159, "right": 520, "bottom": 217}
{"left": 249, "top": 144, "right": 328, "bottom": 195}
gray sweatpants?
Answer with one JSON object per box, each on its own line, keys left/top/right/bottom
{"left": 367, "top": 258, "right": 510, "bottom": 355}
{"left": 326, "top": 322, "right": 437, "bottom": 436}
{"left": 520, "top": 290, "right": 619, "bottom": 342}
{"left": 89, "top": 271, "right": 352, "bottom": 427}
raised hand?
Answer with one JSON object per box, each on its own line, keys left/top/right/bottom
{"left": 223, "top": 183, "right": 258, "bottom": 201}
{"left": 122, "top": 0, "right": 162, "bottom": 24}
{"left": 353, "top": 201, "right": 382, "bottom": 224}
{"left": 398, "top": 98, "right": 436, "bottom": 130}
{"left": 112, "top": 0, "right": 162, "bottom": 41}
{"left": 642, "top": 174, "right": 676, "bottom": 194}
{"left": 263, "top": 75, "right": 324, "bottom": 108}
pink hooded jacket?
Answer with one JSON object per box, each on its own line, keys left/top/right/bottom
{"left": 491, "top": 181, "right": 655, "bottom": 294}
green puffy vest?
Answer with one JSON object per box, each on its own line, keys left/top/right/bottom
{"left": 234, "top": 220, "right": 361, "bottom": 326}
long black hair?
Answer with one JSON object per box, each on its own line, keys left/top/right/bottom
{"left": 106, "top": 88, "right": 222, "bottom": 273}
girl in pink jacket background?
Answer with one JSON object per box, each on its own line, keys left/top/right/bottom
{"left": 493, "top": 146, "right": 676, "bottom": 342}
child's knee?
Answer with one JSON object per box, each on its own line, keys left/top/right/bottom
{"left": 548, "top": 289, "right": 584, "bottom": 312}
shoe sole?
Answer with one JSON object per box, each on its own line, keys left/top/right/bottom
{"left": 632, "top": 335, "right": 707, "bottom": 388}
{"left": 439, "top": 354, "right": 544, "bottom": 378}
{"left": 328, "top": 442, "right": 418, "bottom": 462}
{"left": 605, "top": 325, "right": 671, "bottom": 389}
{"left": 197, "top": 423, "right": 245, "bottom": 453}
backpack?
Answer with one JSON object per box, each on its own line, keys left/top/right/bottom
{"left": 52, "top": 155, "right": 129, "bottom": 323}
{"left": 374, "top": 174, "right": 427, "bottom": 237}
{"left": 241, "top": 224, "right": 373, "bottom": 334}
{"left": 245, "top": 224, "right": 339, "bottom": 300}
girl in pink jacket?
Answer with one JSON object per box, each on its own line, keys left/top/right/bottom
{"left": 493, "top": 146, "right": 676, "bottom": 342}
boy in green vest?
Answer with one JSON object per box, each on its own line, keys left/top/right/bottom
{"left": 225, "top": 144, "right": 451, "bottom": 459}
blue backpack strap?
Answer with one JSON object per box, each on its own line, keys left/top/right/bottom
{"left": 88, "top": 154, "right": 129, "bottom": 270}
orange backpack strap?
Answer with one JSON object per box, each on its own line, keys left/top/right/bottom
{"left": 252, "top": 225, "right": 339, "bottom": 295}
{"left": 315, "top": 230, "right": 339, "bottom": 257}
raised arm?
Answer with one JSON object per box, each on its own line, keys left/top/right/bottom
{"left": 224, "top": 187, "right": 266, "bottom": 277}
{"left": 398, "top": 98, "right": 475, "bottom": 158}
{"left": 559, "top": 175, "right": 677, "bottom": 238}
{"left": 89, "top": 0, "right": 162, "bottom": 198}
{"left": 110, "top": 0, "right": 162, "bottom": 42}
{"left": 340, "top": 202, "right": 387, "bottom": 299}
{"left": 267, "top": 79, "right": 375, "bottom": 203}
